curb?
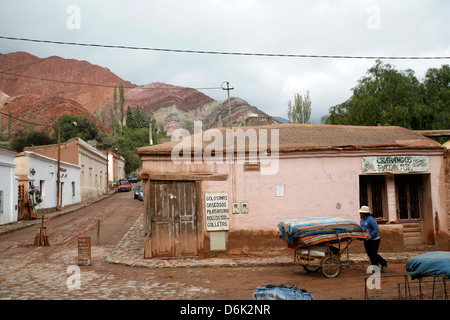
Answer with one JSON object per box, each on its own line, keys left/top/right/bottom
{"left": 0, "top": 192, "right": 115, "bottom": 236}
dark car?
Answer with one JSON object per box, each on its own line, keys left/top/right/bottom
{"left": 129, "top": 174, "right": 138, "bottom": 183}
{"left": 117, "top": 180, "right": 132, "bottom": 192}
{"left": 134, "top": 185, "right": 143, "bottom": 199}
{"left": 138, "top": 188, "right": 143, "bottom": 201}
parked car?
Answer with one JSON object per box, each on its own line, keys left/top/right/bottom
{"left": 129, "top": 174, "right": 138, "bottom": 183}
{"left": 138, "top": 189, "right": 143, "bottom": 201}
{"left": 134, "top": 185, "right": 143, "bottom": 199}
{"left": 117, "top": 180, "right": 132, "bottom": 192}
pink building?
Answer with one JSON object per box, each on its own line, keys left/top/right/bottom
{"left": 138, "top": 124, "right": 449, "bottom": 259}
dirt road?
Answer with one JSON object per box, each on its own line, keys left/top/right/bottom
{"left": 0, "top": 190, "right": 428, "bottom": 301}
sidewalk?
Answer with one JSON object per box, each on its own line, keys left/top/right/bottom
{"left": 0, "top": 192, "right": 114, "bottom": 236}
{"left": 105, "top": 213, "right": 432, "bottom": 269}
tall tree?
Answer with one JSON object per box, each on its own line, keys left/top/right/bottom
{"left": 288, "top": 91, "right": 312, "bottom": 124}
{"left": 125, "top": 105, "right": 134, "bottom": 128}
{"left": 7, "top": 106, "right": 11, "bottom": 139}
{"left": 119, "top": 81, "right": 125, "bottom": 134}
{"left": 324, "top": 60, "right": 441, "bottom": 130}
{"left": 111, "top": 87, "right": 118, "bottom": 131}
{"left": 422, "top": 65, "right": 450, "bottom": 130}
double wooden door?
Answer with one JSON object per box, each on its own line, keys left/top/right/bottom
{"left": 149, "top": 181, "right": 198, "bottom": 258}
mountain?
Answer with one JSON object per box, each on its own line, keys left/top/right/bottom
{"left": 0, "top": 51, "right": 276, "bottom": 137}
{"left": 124, "top": 83, "right": 274, "bottom": 135}
{"left": 0, "top": 94, "right": 108, "bottom": 136}
{"left": 273, "top": 116, "right": 289, "bottom": 124}
{"left": 0, "top": 51, "right": 136, "bottom": 114}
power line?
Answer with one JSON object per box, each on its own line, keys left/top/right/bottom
{"left": 0, "top": 110, "right": 51, "bottom": 127}
{"left": 1, "top": 36, "right": 449, "bottom": 60}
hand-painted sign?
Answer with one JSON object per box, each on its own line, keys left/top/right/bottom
{"left": 78, "top": 237, "right": 91, "bottom": 266}
{"left": 205, "top": 192, "right": 230, "bottom": 231}
{"left": 362, "top": 156, "right": 429, "bottom": 173}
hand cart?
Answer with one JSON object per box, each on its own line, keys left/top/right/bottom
{"left": 293, "top": 230, "right": 355, "bottom": 278}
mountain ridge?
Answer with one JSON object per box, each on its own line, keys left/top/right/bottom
{"left": 0, "top": 51, "right": 276, "bottom": 137}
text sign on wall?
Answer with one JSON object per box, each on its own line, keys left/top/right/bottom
{"left": 205, "top": 192, "right": 230, "bottom": 231}
{"left": 78, "top": 237, "right": 91, "bottom": 266}
{"left": 362, "top": 156, "right": 429, "bottom": 174}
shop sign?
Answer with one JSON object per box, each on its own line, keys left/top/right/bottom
{"left": 362, "top": 156, "right": 429, "bottom": 173}
{"left": 205, "top": 192, "right": 230, "bottom": 231}
{"left": 244, "top": 162, "right": 260, "bottom": 172}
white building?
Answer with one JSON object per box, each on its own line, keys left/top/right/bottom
{"left": 25, "top": 137, "right": 107, "bottom": 202}
{"left": 0, "top": 147, "right": 18, "bottom": 225}
{"left": 105, "top": 150, "right": 126, "bottom": 187}
{"left": 14, "top": 151, "right": 81, "bottom": 213}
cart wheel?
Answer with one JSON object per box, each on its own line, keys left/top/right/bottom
{"left": 303, "top": 265, "right": 320, "bottom": 273}
{"left": 321, "top": 255, "right": 341, "bottom": 278}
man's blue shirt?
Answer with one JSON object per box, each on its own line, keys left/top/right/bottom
{"left": 360, "top": 215, "right": 380, "bottom": 240}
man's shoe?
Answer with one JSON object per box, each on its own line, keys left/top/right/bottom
{"left": 381, "top": 263, "right": 388, "bottom": 272}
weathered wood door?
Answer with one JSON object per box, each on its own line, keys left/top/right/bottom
{"left": 150, "top": 181, "right": 198, "bottom": 257}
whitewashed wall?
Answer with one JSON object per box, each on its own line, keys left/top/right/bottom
{"left": 0, "top": 148, "right": 18, "bottom": 225}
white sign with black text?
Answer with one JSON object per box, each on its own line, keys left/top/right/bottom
{"left": 205, "top": 192, "right": 230, "bottom": 231}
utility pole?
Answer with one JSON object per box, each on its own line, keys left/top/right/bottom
{"left": 149, "top": 122, "right": 153, "bottom": 146}
{"left": 56, "top": 122, "right": 61, "bottom": 210}
{"left": 222, "top": 81, "right": 234, "bottom": 128}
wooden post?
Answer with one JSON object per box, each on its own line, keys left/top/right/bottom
{"left": 34, "top": 215, "right": 50, "bottom": 246}
{"left": 96, "top": 220, "right": 100, "bottom": 245}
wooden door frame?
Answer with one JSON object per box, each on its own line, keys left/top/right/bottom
{"left": 142, "top": 173, "right": 227, "bottom": 259}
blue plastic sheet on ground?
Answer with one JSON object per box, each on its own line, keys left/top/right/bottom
{"left": 253, "top": 284, "right": 314, "bottom": 300}
{"left": 406, "top": 251, "right": 450, "bottom": 280}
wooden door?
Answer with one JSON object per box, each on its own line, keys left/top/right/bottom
{"left": 150, "top": 181, "right": 198, "bottom": 258}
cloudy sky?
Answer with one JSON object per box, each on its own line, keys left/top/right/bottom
{"left": 0, "top": 0, "right": 449, "bottom": 123}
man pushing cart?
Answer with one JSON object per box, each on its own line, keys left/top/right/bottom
{"left": 278, "top": 216, "right": 369, "bottom": 278}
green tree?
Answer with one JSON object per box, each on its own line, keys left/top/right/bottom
{"left": 119, "top": 81, "right": 125, "bottom": 134}
{"left": 110, "top": 87, "right": 118, "bottom": 131}
{"left": 10, "top": 128, "right": 55, "bottom": 152}
{"left": 324, "top": 60, "right": 436, "bottom": 129}
{"left": 288, "top": 91, "right": 311, "bottom": 123}
{"left": 125, "top": 106, "right": 134, "bottom": 128}
{"left": 8, "top": 106, "right": 11, "bottom": 139}
{"left": 96, "top": 106, "right": 106, "bottom": 124}
{"left": 421, "top": 65, "right": 450, "bottom": 129}
{"left": 51, "top": 113, "right": 101, "bottom": 143}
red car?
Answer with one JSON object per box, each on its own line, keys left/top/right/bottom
{"left": 117, "top": 180, "right": 132, "bottom": 192}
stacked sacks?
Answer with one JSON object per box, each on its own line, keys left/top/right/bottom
{"left": 278, "top": 217, "right": 368, "bottom": 248}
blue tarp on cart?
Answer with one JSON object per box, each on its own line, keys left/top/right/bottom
{"left": 253, "top": 284, "right": 314, "bottom": 300}
{"left": 406, "top": 251, "right": 450, "bottom": 280}
{"left": 278, "top": 217, "right": 368, "bottom": 247}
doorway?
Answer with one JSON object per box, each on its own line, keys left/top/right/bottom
{"left": 395, "top": 174, "right": 424, "bottom": 244}
{"left": 149, "top": 180, "right": 198, "bottom": 258}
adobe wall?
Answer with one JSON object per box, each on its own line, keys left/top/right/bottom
{"left": 446, "top": 149, "right": 450, "bottom": 247}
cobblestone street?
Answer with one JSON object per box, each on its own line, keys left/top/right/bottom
{"left": 0, "top": 190, "right": 442, "bottom": 303}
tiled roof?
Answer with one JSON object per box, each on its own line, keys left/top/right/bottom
{"left": 137, "top": 124, "right": 444, "bottom": 155}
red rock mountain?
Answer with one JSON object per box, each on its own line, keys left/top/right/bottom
{"left": 0, "top": 51, "right": 274, "bottom": 137}
{"left": 0, "top": 51, "right": 135, "bottom": 114}
{"left": 0, "top": 94, "right": 108, "bottom": 136}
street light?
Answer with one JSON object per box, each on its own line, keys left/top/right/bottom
{"left": 56, "top": 121, "right": 77, "bottom": 210}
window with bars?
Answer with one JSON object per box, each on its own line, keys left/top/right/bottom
{"left": 359, "top": 175, "right": 385, "bottom": 219}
